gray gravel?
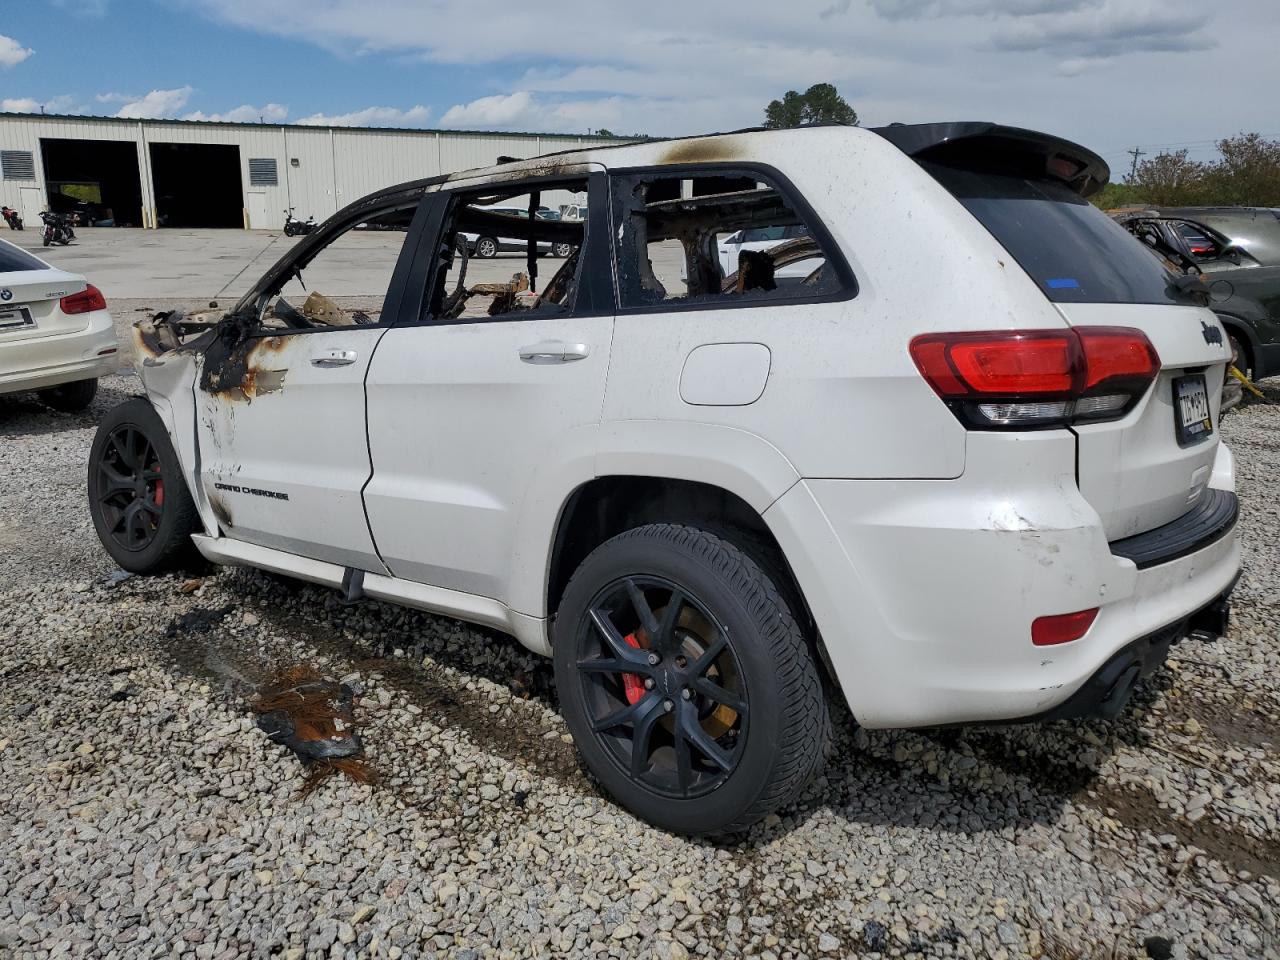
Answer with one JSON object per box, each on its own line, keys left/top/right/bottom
{"left": 1, "top": 370, "right": 1277, "bottom": 960}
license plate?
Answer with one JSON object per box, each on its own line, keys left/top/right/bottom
{"left": 1174, "top": 374, "right": 1213, "bottom": 446}
{"left": 0, "top": 306, "right": 34, "bottom": 331}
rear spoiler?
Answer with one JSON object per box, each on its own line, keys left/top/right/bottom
{"left": 872, "top": 122, "right": 1110, "bottom": 198}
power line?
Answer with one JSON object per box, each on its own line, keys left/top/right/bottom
{"left": 1100, "top": 132, "right": 1280, "bottom": 155}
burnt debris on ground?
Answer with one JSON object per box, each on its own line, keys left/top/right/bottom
{"left": 251, "top": 664, "right": 377, "bottom": 794}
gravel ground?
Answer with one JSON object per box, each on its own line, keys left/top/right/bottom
{"left": 1, "top": 365, "right": 1278, "bottom": 960}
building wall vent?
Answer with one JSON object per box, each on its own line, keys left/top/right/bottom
{"left": 1, "top": 150, "right": 36, "bottom": 180}
{"left": 248, "top": 157, "right": 279, "bottom": 186}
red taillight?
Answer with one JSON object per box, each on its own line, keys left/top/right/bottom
{"left": 909, "top": 327, "right": 1158, "bottom": 428}
{"left": 60, "top": 283, "right": 106, "bottom": 315}
{"left": 1032, "top": 608, "right": 1098, "bottom": 646}
{"left": 1076, "top": 327, "right": 1160, "bottom": 392}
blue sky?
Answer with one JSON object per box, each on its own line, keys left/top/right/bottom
{"left": 3, "top": 0, "right": 1278, "bottom": 176}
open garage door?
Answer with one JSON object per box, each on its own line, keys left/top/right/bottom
{"left": 150, "top": 142, "right": 244, "bottom": 228}
{"left": 40, "top": 138, "right": 144, "bottom": 227}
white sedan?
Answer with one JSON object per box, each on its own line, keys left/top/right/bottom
{"left": 0, "top": 237, "right": 115, "bottom": 410}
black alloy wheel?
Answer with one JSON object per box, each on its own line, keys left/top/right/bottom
{"left": 87, "top": 398, "right": 200, "bottom": 573}
{"left": 554, "top": 524, "right": 831, "bottom": 836}
{"left": 94, "top": 423, "right": 167, "bottom": 553}
{"left": 576, "top": 575, "right": 749, "bottom": 799}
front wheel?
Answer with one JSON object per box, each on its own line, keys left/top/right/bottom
{"left": 553, "top": 523, "right": 831, "bottom": 836}
{"left": 43, "top": 232, "right": 51, "bottom": 247}
{"left": 475, "top": 236, "right": 499, "bottom": 258}
{"left": 39, "top": 378, "right": 98, "bottom": 412}
{"left": 552, "top": 242, "right": 573, "bottom": 258}
{"left": 87, "top": 398, "right": 201, "bottom": 573}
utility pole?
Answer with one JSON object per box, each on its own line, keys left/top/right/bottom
{"left": 1127, "top": 147, "right": 1147, "bottom": 181}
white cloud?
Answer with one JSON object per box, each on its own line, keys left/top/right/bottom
{"left": 178, "top": 0, "right": 1275, "bottom": 164}
{"left": 1, "top": 95, "right": 77, "bottom": 114}
{"left": 295, "top": 104, "right": 431, "bottom": 127}
{"left": 114, "top": 86, "right": 194, "bottom": 119}
{"left": 185, "top": 103, "right": 288, "bottom": 123}
{"left": 1, "top": 98, "right": 42, "bottom": 113}
{"left": 439, "top": 92, "right": 535, "bottom": 128}
{"left": 0, "top": 34, "right": 34, "bottom": 68}
{"left": 989, "top": 1, "right": 1212, "bottom": 57}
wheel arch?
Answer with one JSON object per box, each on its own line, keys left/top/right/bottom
{"left": 537, "top": 472, "right": 843, "bottom": 708}
{"left": 1215, "top": 312, "right": 1258, "bottom": 373}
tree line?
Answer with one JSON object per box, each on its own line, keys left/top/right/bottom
{"left": 1094, "top": 133, "right": 1280, "bottom": 209}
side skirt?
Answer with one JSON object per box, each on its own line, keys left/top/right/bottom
{"left": 189, "top": 534, "right": 552, "bottom": 656}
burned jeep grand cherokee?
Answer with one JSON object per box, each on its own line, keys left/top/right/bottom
{"left": 90, "top": 124, "right": 1240, "bottom": 836}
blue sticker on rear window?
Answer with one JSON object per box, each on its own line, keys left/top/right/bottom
{"left": 1047, "top": 278, "right": 1081, "bottom": 290}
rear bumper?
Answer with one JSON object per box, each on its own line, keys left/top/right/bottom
{"left": 1031, "top": 575, "right": 1236, "bottom": 721}
{"left": 0, "top": 309, "right": 117, "bottom": 394}
{"left": 766, "top": 431, "right": 1243, "bottom": 728}
{"left": 1109, "top": 488, "right": 1237, "bottom": 569}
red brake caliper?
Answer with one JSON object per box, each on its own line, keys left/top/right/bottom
{"left": 152, "top": 461, "right": 165, "bottom": 508}
{"left": 621, "top": 631, "right": 647, "bottom": 705}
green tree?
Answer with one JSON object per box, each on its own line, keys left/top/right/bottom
{"left": 1130, "top": 149, "right": 1209, "bottom": 207}
{"left": 1090, "top": 181, "right": 1146, "bottom": 210}
{"left": 1102, "top": 132, "right": 1280, "bottom": 209}
{"left": 1203, "top": 132, "right": 1280, "bottom": 206}
{"left": 763, "top": 83, "right": 857, "bottom": 129}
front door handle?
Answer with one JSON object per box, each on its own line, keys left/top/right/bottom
{"left": 519, "top": 341, "right": 589, "bottom": 364}
{"left": 311, "top": 349, "right": 358, "bottom": 368}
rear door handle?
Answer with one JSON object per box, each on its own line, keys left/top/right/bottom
{"left": 519, "top": 341, "right": 589, "bottom": 364}
{"left": 311, "top": 349, "right": 358, "bottom": 367}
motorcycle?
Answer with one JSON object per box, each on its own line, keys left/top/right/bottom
{"left": 40, "top": 211, "right": 75, "bottom": 247}
{"left": 1, "top": 206, "right": 22, "bottom": 230}
{"left": 283, "top": 208, "right": 316, "bottom": 237}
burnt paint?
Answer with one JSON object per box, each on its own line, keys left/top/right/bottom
{"left": 658, "top": 137, "right": 744, "bottom": 166}
{"left": 198, "top": 315, "right": 289, "bottom": 403}
{"left": 207, "top": 489, "right": 233, "bottom": 528}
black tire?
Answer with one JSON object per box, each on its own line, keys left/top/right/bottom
{"left": 38, "top": 378, "right": 98, "bottom": 412}
{"left": 43, "top": 233, "right": 50, "bottom": 247}
{"left": 552, "top": 242, "right": 573, "bottom": 258}
{"left": 553, "top": 523, "right": 831, "bottom": 836}
{"left": 87, "top": 398, "right": 201, "bottom": 574}
{"left": 475, "top": 236, "right": 499, "bottom": 259}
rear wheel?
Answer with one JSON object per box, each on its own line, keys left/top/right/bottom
{"left": 553, "top": 523, "right": 830, "bottom": 836}
{"left": 553, "top": 242, "right": 573, "bottom": 258}
{"left": 87, "top": 398, "right": 200, "bottom": 573}
{"left": 475, "top": 236, "right": 499, "bottom": 259}
{"left": 38, "top": 378, "right": 97, "bottom": 412}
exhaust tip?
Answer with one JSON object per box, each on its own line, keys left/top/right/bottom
{"left": 1097, "top": 663, "right": 1141, "bottom": 719}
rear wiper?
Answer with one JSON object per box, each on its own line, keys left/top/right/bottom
{"left": 1169, "top": 273, "right": 1211, "bottom": 307}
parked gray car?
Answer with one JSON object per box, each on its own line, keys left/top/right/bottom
{"left": 1113, "top": 207, "right": 1280, "bottom": 388}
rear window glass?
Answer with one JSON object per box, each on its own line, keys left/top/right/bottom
{"left": 923, "top": 163, "right": 1190, "bottom": 306}
{"left": 0, "top": 242, "right": 46, "bottom": 273}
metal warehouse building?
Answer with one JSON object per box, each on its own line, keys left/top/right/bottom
{"left": 0, "top": 113, "right": 618, "bottom": 230}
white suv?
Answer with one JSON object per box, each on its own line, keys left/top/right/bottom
{"left": 89, "top": 123, "right": 1242, "bottom": 836}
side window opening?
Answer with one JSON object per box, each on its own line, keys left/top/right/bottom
{"left": 426, "top": 179, "right": 589, "bottom": 322}
{"left": 260, "top": 204, "right": 418, "bottom": 330}
{"left": 611, "top": 170, "right": 842, "bottom": 310}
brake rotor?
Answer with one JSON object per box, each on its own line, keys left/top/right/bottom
{"left": 621, "top": 604, "right": 740, "bottom": 738}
